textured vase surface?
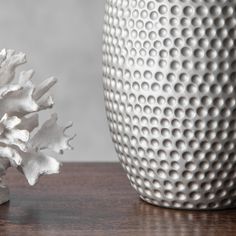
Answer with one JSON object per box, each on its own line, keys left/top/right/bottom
{"left": 102, "top": 0, "right": 236, "bottom": 210}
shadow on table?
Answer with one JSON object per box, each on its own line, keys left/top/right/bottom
{"left": 131, "top": 200, "right": 236, "bottom": 236}
{"left": 0, "top": 201, "right": 62, "bottom": 236}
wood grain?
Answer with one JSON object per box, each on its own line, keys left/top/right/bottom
{"left": 0, "top": 163, "right": 235, "bottom": 236}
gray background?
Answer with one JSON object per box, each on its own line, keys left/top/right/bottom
{"left": 0, "top": 0, "right": 117, "bottom": 162}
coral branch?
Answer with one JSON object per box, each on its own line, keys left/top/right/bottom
{"left": 18, "top": 150, "right": 61, "bottom": 186}
{"left": 0, "top": 49, "right": 74, "bottom": 186}
{"left": 30, "top": 114, "right": 75, "bottom": 154}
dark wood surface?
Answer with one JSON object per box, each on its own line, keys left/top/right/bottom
{"left": 0, "top": 163, "right": 236, "bottom": 235}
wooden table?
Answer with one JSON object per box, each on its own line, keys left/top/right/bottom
{"left": 0, "top": 163, "right": 236, "bottom": 236}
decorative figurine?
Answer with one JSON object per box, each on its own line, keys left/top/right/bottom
{"left": 0, "top": 49, "right": 75, "bottom": 204}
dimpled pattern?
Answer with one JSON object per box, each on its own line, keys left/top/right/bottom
{"left": 102, "top": 0, "right": 236, "bottom": 209}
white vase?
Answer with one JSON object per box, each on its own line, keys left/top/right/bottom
{"left": 103, "top": 0, "right": 236, "bottom": 209}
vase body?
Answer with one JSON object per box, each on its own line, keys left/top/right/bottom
{"left": 102, "top": 0, "right": 236, "bottom": 210}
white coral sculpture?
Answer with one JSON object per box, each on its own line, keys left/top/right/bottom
{"left": 0, "top": 49, "right": 75, "bottom": 202}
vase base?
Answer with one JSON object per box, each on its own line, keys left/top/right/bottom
{"left": 139, "top": 195, "right": 236, "bottom": 211}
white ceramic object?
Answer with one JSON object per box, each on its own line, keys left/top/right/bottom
{"left": 103, "top": 0, "right": 236, "bottom": 210}
{"left": 0, "top": 49, "right": 75, "bottom": 204}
